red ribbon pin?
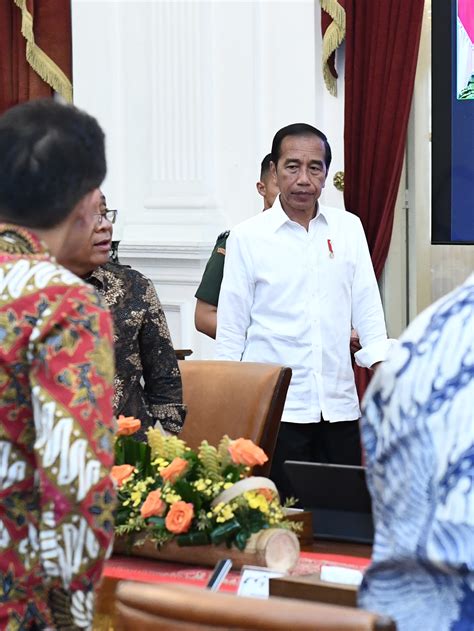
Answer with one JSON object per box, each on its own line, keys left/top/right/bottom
{"left": 327, "top": 239, "right": 334, "bottom": 258}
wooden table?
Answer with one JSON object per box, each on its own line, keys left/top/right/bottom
{"left": 94, "top": 538, "right": 372, "bottom": 628}
{"left": 269, "top": 539, "right": 371, "bottom": 607}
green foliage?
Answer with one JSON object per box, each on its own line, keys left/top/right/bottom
{"left": 163, "top": 435, "right": 187, "bottom": 460}
{"left": 147, "top": 428, "right": 166, "bottom": 459}
{"left": 197, "top": 441, "right": 220, "bottom": 480}
{"left": 216, "top": 435, "right": 232, "bottom": 467}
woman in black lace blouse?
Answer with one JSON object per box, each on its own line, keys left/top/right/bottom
{"left": 60, "top": 193, "right": 186, "bottom": 439}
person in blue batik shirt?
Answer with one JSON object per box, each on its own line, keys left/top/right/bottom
{"left": 359, "top": 273, "right": 474, "bottom": 631}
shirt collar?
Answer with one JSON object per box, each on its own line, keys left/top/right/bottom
{"left": 86, "top": 265, "right": 107, "bottom": 289}
{"left": 314, "top": 204, "right": 332, "bottom": 227}
{"left": 0, "top": 223, "right": 47, "bottom": 255}
{"left": 266, "top": 196, "right": 331, "bottom": 232}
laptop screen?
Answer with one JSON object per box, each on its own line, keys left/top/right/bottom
{"left": 284, "top": 461, "right": 374, "bottom": 544}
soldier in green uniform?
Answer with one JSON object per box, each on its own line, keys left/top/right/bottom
{"left": 194, "top": 154, "right": 279, "bottom": 338}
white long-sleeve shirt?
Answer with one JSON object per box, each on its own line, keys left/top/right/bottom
{"left": 215, "top": 197, "right": 395, "bottom": 423}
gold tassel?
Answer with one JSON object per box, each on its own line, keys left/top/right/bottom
{"left": 13, "top": 0, "right": 73, "bottom": 102}
{"left": 320, "top": 0, "right": 346, "bottom": 97}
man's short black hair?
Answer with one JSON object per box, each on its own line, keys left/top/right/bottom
{"left": 260, "top": 153, "right": 273, "bottom": 180}
{"left": 271, "top": 123, "right": 332, "bottom": 172}
{"left": 0, "top": 99, "right": 106, "bottom": 229}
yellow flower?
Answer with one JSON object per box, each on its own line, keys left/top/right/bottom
{"left": 164, "top": 492, "right": 182, "bottom": 504}
{"left": 220, "top": 506, "right": 234, "bottom": 521}
{"left": 223, "top": 482, "right": 233, "bottom": 490}
{"left": 244, "top": 491, "right": 269, "bottom": 514}
{"left": 152, "top": 457, "right": 170, "bottom": 470}
{"left": 130, "top": 490, "right": 143, "bottom": 507}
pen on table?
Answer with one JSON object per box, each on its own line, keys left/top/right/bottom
{"left": 206, "top": 559, "right": 233, "bottom": 591}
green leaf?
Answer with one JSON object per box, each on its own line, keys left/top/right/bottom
{"left": 114, "top": 509, "right": 132, "bottom": 526}
{"left": 115, "top": 436, "right": 125, "bottom": 465}
{"left": 210, "top": 519, "right": 241, "bottom": 545}
{"left": 235, "top": 530, "right": 250, "bottom": 551}
{"left": 173, "top": 480, "right": 204, "bottom": 511}
{"left": 222, "top": 465, "right": 243, "bottom": 482}
{"left": 147, "top": 516, "right": 165, "bottom": 527}
{"left": 122, "top": 437, "right": 139, "bottom": 466}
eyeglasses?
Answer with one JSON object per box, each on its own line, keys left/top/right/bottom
{"left": 95, "top": 209, "right": 118, "bottom": 225}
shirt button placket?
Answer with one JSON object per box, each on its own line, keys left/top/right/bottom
{"left": 309, "top": 234, "right": 322, "bottom": 412}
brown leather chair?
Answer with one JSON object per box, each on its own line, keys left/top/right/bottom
{"left": 178, "top": 360, "right": 292, "bottom": 477}
{"left": 114, "top": 582, "right": 396, "bottom": 631}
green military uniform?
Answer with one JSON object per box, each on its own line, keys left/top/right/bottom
{"left": 195, "top": 231, "right": 230, "bottom": 306}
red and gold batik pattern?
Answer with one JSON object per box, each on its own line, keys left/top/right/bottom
{"left": 0, "top": 225, "right": 116, "bottom": 630}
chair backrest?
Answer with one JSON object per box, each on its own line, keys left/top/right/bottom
{"left": 115, "top": 582, "right": 396, "bottom": 631}
{"left": 178, "top": 360, "right": 291, "bottom": 476}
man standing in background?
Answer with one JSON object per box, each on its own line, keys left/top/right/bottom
{"left": 194, "top": 154, "right": 279, "bottom": 339}
{"left": 216, "top": 123, "right": 393, "bottom": 500}
{"left": 0, "top": 100, "right": 116, "bottom": 629}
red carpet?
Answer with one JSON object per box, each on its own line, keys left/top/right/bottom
{"left": 103, "top": 551, "right": 371, "bottom": 593}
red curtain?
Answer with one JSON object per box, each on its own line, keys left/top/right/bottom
{"left": 343, "top": 0, "right": 424, "bottom": 397}
{"left": 0, "top": 1, "right": 72, "bottom": 115}
{"left": 344, "top": 0, "right": 424, "bottom": 277}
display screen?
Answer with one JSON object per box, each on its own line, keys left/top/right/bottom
{"left": 432, "top": 0, "right": 474, "bottom": 244}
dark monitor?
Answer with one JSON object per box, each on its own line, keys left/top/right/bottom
{"left": 284, "top": 461, "right": 374, "bottom": 545}
{"left": 432, "top": 0, "right": 474, "bottom": 244}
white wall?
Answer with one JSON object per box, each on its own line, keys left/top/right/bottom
{"left": 72, "top": 0, "right": 346, "bottom": 357}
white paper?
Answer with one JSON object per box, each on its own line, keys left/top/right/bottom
{"left": 319, "top": 565, "right": 363, "bottom": 586}
{"left": 237, "top": 566, "right": 285, "bottom": 599}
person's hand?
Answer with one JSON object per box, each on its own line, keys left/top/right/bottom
{"left": 350, "top": 329, "right": 361, "bottom": 354}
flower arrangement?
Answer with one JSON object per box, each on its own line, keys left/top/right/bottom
{"left": 112, "top": 417, "right": 295, "bottom": 551}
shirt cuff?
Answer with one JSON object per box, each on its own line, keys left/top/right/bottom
{"left": 151, "top": 403, "right": 187, "bottom": 434}
{"left": 354, "top": 338, "right": 398, "bottom": 368}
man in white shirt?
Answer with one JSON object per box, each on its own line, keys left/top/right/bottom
{"left": 215, "top": 123, "right": 393, "bottom": 500}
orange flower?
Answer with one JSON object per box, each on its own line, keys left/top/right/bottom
{"left": 111, "top": 464, "right": 135, "bottom": 487}
{"left": 259, "top": 487, "right": 276, "bottom": 502}
{"left": 165, "top": 501, "right": 194, "bottom": 534}
{"left": 160, "top": 457, "right": 188, "bottom": 484}
{"left": 117, "top": 415, "right": 141, "bottom": 436}
{"left": 140, "top": 489, "right": 167, "bottom": 519}
{"left": 228, "top": 438, "right": 268, "bottom": 467}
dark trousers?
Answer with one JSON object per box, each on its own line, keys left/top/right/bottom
{"left": 269, "top": 418, "right": 362, "bottom": 503}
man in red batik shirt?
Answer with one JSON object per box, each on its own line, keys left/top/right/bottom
{"left": 0, "top": 100, "right": 116, "bottom": 629}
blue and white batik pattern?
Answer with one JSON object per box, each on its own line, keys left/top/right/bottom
{"left": 359, "top": 274, "right": 474, "bottom": 631}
